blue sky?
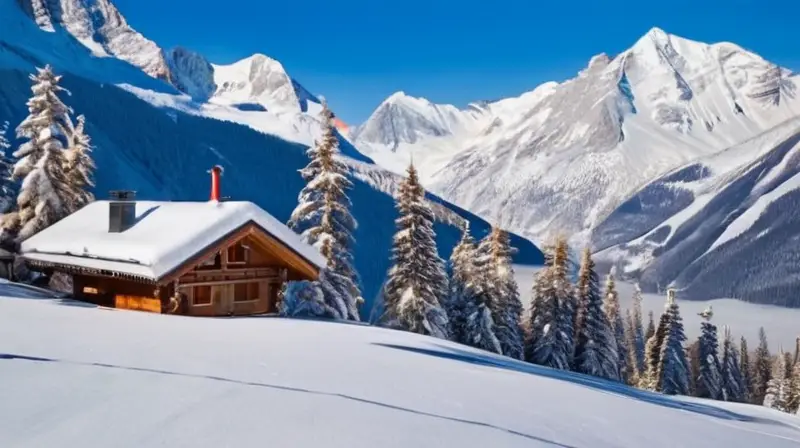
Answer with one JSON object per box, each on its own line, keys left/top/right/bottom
{"left": 115, "top": 0, "right": 798, "bottom": 124}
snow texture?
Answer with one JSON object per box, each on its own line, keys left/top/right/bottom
{"left": 20, "top": 200, "right": 326, "bottom": 279}
{"left": 1, "top": 287, "right": 800, "bottom": 447}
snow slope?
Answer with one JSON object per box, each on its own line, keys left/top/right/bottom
{"left": 1, "top": 287, "right": 799, "bottom": 447}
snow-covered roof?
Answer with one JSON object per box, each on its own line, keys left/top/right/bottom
{"left": 20, "top": 200, "right": 325, "bottom": 280}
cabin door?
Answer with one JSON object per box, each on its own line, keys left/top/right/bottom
{"left": 212, "top": 285, "right": 234, "bottom": 315}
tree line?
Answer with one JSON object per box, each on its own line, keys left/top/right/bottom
{"left": 285, "top": 103, "right": 800, "bottom": 415}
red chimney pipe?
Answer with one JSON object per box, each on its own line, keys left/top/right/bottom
{"left": 208, "top": 165, "right": 223, "bottom": 201}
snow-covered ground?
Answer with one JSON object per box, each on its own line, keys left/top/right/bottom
{"left": 513, "top": 265, "right": 800, "bottom": 351}
{"left": 1, "top": 283, "right": 799, "bottom": 447}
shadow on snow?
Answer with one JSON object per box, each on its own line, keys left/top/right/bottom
{"left": 373, "top": 342, "right": 793, "bottom": 428}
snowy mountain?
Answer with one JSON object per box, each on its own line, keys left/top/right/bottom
{"left": 0, "top": 0, "right": 542, "bottom": 318}
{"left": 3, "top": 286, "right": 800, "bottom": 447}
{"left": 594, "top": 118, "right": 800, "bottom": 306}
{"left": 20, "top": 0, "right": 171, "bottom": 80}
{"left": 360, "top": 28, "right": 798, "bottom": 240}
{"left": 352, "top": 91, "right": 491, "bottom": 149}
{"left": 358, "top": 27, "right": 800, "bottom": 305}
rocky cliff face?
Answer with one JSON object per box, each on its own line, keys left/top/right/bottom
{"left": 18, "top": 0, "right": 171, "bottom": 80}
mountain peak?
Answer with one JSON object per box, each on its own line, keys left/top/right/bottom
{"left": 644, "top": 26, "right": 670, "bottom": 40}
{"left": 384, "top": 91, "right": 429, "bottom": 107}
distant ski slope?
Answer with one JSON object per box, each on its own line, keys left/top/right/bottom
{"left": 1, "top": 288, "right": 799, "bottom": 447}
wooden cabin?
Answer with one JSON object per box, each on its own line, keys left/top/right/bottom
{"left": 19, "top": 167, "right": 324, "bottom": 316}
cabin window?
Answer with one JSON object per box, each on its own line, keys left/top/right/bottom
{"left": 197, "top": 252, "right": 221, "bottom": 270}
{"left": 193, "top": 285, "right": 212, "bottom": 305}
{"left": 234, "top": 282, "right": 259, "bottom": 302}
{"left": 227, "top": 242, "right": 247, "bottom": 264}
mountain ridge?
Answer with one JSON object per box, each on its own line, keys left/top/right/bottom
{"left": 354, "top": 26, "right": 800, "bottom": 305}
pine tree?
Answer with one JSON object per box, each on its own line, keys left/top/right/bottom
{"left": 526, "top": 236, "right": 574, "bottom": 370}
{"left": 657, "top": 289, "right": 690, "bottom": 395}
{"left": 381, "top": 162, "right": 449, "bottom": 338}
{"left": 720, "top": 327, "right": 746, "bottom": 402}
{"left": 645, "top": 310, "right": 656, "bottom": 342}
{"left": 0, "top": 121, "right": 15, "bottom": 214}
{"left": 696, "top": 307, "right": 723, "bottom": 400}
{"left": 573, "top": 247, "right": 619, "bottom": 380}
{"left": 687, "top": 340, "right": 701, "bottom": 396}
{"left": 604, "top": 271, "right": 627, "bottom": 382}
{"left": 475, "top": 226, "right": 524, "bottom": 359}
{"left": 462, "top": 286, "right": 503, "bottom": 355}
{"left": 642, "top": 305, "right": 671, "bottom": 390}
{"left": 788, "top": 361, "right": 800, "bottom": 414}
{"left": 624, "top": 310, "right": 641, "bottom": 385}
{"left": 63, "top": 114, "right": 95, "bottom": 212}
{"left": 445, "top": 225, "right": 476, "bottom": 344}
{"left": 288, "top": 103, "right": 362, "bottom": 321}
{"left": 6, "top": 65, "right": 74, "bottom": 242}
{"left": 793, "top": 337, "right": 800, "bottom": 366}
{"left": 752, "top": 327, "right": 772, "bottom": 405}
{"left": 631, "top": 283, "right": 646, "bottom": 374}
{"left": 783, "top": 351, "right": 794, "bottom": 379}
{"left": 447, "top": 224, "right": 501, "bottom": 353}
{"left": 740, "top": 336, "right": 753, "bottom": 403}
{"left": 764, "top": 348, "right": 791, "bottom": 412}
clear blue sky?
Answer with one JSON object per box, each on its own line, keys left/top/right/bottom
{"left": 115, "top": 0, "right": 798, "bottom": 124}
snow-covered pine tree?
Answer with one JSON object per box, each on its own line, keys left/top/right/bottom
{"left": 764, "top": 348, "right": 791, "bottom": 412}
{"left": 446, "top": 224, "right": 484, "bottom": 345}
{"left": 624, "top": 310, "right": 641, "bottom": 385}
{"left": 740, "top": 336, "right": 753, "bottom": 403}
{"left": 645, "top": 310, "right": 656, "bottom": 342}
{"left": 793, "top": 337, "right": 800, "bottom": 366}
{"left": 752, "top": 327, "right": 772, "bottom": 405}
{"left": 642, "top": 306, "right": 671, "bottom": 390}
{"left": 462, "top": 282, "right": 503, "bottom": 354}
{"left": 604, "top": 271, "right": 627, "bottom": 382}
{"left": 631, "top": 283, "right": 646, "bottom": 374}
{"left": 475, "top": 226, "right": 524, "bottom": 359}
{"left": 788, "top": 361, "right": 800, "bottom": 414}
{"left": 687, "top": 340, "right": 701, "bottom": 396}
{"left": 7, "top": 65, "right": 74, "bottom": 242}
{"left": 0, "top": 121, "right": 14, "bottom": 214}
{"left": 695, "top": 307, "right": 723, "bottom": 400}
{"left": 526, "top": 236, "right": 574, "bottom": 370}
{"left": 64, "top": 114, "right": 95, "bottom": 212}
{"left": 573, "top": 247, "right": 619, "bottom": 380}
{"left": 657, "top": 289, "right": 690, "bottom": 395}
{"left": 783, "top": 351, "right": 794, "bottom": 379}
{"left": 720, "top": 326, "right": 745, "bottom": 402}
{"left": 381, "top": 161, "right": 449, "bottom": 338}
{"left": 288, "top": 102, "right": 361, "bottom": 321}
